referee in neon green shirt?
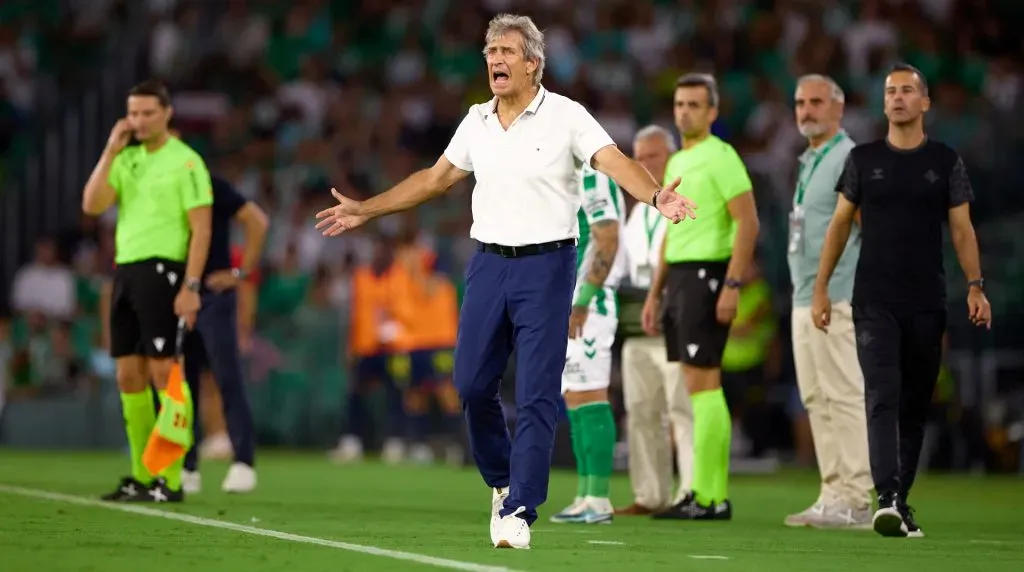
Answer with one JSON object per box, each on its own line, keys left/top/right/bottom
{"left": 82, "top": 80, "right": 212, "bottom": 503}
{"left": 642, "top": 73, "right": 760, "bottom": 520}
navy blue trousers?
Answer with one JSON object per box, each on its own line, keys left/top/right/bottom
{"left": 454, "top": 245, "right": 576, "bottom": 525}
{"left": 183, "top": 289, "right": 256, "bottom": 470}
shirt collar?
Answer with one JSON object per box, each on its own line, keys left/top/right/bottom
{"left": 800, "top": 129, "right": 847, "bottom": 164}
{"left": 485, "top": 85, "right": 547, "bottom": 119}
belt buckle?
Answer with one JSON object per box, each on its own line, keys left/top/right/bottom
{"left": 505, "top": 245, "right": 517, "bottom": 258}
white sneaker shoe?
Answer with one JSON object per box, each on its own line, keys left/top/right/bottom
{"left": 199, "top": 433, "right": 233, "bottom": 461}
{"left": 222, "top": 462, "right": 257, "bottom": 493}
{"left": 489, "top": 486, "right": 509, "bottom": 545}
{"left": 381, "top": 438, "right": 406, "bottom": 465}
{"left": 494, "top": 506, "right": 531, "bottom": 549}
{"left": 784, "top": 501, "right": 828, "bottom": 527}
{"left": 549, "top": 496, "right": 588, "bottom": 523}
{"left": 408, "top": 443, "right": 435, "bottom": 464}
{"left": 182, "top": 470, "right": 202, "bottom": 494}
{"left": 814, "top": 504, "right": 872, "bottom": 530}
{"left": 581, "top": 496, "right": 614, "bottom": 524}
{"left": 328, "top": 435, "right": 364, "bottom": 464}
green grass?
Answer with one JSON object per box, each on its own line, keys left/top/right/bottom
{"left": 0, "top": 451, "right": 1021, "bottom": 571}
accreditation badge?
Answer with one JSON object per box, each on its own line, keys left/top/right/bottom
{"left": 635, "top": 264, "right": 653, "bottom": 288}
{"left": 788, "top": 205, "right": 806, "bottom": 255}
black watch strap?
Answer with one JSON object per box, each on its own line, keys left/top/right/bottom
{"left": 967, "top": 278, "right": 984, "bottom": 291}
{"left": 725, "top": 278, "right": 743, "bottom": 289}
{"left": 651, "top": 190, "right": 660, "bottom": 207}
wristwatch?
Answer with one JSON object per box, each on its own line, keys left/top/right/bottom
{"left": 724, "top": 278, "right": 743, "bottom": 289}
{"left": 185, "top": 277, "right": 201, "bottom": 292}
{"left": 231, "top": 268, "right": 249, "bottom": 280}
{"left": 651, "top": 190, "right": 661, "bottom": 207}
{"left": 967, "top": 278, "right": 985, "bottom": 291}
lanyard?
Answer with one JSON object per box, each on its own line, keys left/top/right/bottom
{"left": 795, "top": 131, "right": 846, "bottom": 205}
{"left": 643, "top": 206, "right": 661, "bottom": 251}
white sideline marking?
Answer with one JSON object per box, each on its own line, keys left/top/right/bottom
{"left": 688, "top": 555, "right": 730, "bottom": 560}
{"left": 969, "top": 539, "right": 1015, "bottom": 546}
{"left": 0, "top": 484, "right": 519, "bottom": 572}
{"left": 587, "top": 540, "right": 625, "bottom": 545}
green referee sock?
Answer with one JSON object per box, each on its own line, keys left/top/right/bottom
{"left": 691, "top": 388, "right": 732, "bottom": 506}
{"left": 120, "top": 387, "right": 157, "bottom": 485}
{"left": 567, "top": 407, "right": 590, "bottom": 500}
{"left": 578, "top": 401, "right": 616, "bottom": 498}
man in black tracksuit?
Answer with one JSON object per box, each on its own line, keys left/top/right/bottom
{"left": 810, "top": 64, "right": 992, "bottom": 539}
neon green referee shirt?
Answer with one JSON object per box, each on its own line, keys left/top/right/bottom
{"left": 108, "top": 137, "right": 212, "bottom": 265}
{"left": 663, "top": 135, "right": 752, "bottom": 263}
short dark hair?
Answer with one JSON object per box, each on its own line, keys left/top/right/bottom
{"left": 128, "top": 79, "right": 171, "bottom": 106}
{"left": 888, "top": 63, "right": 929, "bottom": 96}
{"left": 675, "top": 73, "right": 720, "bottom": 108}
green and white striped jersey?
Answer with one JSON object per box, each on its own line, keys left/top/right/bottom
{"left": 575, "top": 163, "right": 627, "bottom": 318}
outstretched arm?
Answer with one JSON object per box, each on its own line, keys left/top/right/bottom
{"left": 361, "top": 155, "right": 471, "bottom": 219}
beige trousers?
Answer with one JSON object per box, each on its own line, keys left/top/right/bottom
{"left": 621, "top": 336, "right": 694, "bottom": 509}
{"left": 791, "top": 301, "right": 873, "bottom": 508}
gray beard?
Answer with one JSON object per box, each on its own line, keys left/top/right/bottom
{"left": 798, "top": 122, "right": 827, "bottom": 138}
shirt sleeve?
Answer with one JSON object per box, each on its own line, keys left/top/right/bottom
{"left": 181, "top": 155, "right": 214, "bottom": 210}
{"left": 569, "top": 102, "right": 615, "bottom": 166}
{"left": 213, "top": 176, "right": 247, "bottom": 217}
{"left": 713, "top": 144, "right": 753, "bottom": 201}
{"left": 580, "top": 168, "right": 620, "bottom": 224}
{"left": 835, "top": 153, "right": 861, "bottom": 205}
{"left": 947, "top": 155, "right": 975, "bottom": 208}
{"left": 443, "top": 111, "right": 475, "bottom": 172}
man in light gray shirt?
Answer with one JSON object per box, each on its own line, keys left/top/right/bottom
{"left": 785, "top": 75, "right": 872, "bottom": 529}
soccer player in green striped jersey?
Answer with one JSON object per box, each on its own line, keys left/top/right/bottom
{"left": 550, "top": 163, "right": 627, "bottom": 525}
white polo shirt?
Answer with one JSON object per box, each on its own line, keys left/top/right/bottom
{"left": 443, "top": 86, "right": 616, "bottom": 246}
{"left": 623, "top": 202, "right": 666, "bottom": 289}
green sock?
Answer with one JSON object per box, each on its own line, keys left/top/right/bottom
{"left": 120, "top": 388, "right": 157, "bottom": 485}
{"left": 567, "top": 407, "right": 589, "bottom": 499}
{"left": 691, "top": 388, "right": 732, "bottom": 506}
{"left": 156, "top": 389, "right": 193, "bottom": 491}
{"left": 578, "top": 401, "right": 616, "bottom": 498}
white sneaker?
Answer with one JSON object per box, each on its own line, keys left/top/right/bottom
{"left": 381, "top": 438, "right": 406, "bottom": 465}
{"left": 494, "top": 506, "right": 531, "bottom": 549}
{"left": 489, "top": 486, "right": 509, "bottom": 545}
{"left": 549, "top": 496, "right": 588, "bottom": 523}
{"left": 582, "top": 496, "right": 614, "bottom": 524}
{"left": 328, "top": 435, "right": 364, "bottom": 464}
{"left": 221, "top": 462, "right": 257, "bottom": 493}
{"left": 814, "top": 504, "right": 872, "bottom": 530}
{"left": 784, "top": 501, "right": 828, "bottom": 527}
{"left": 873, "top": 506, "right": 906, "bottom": 537}
{"left": 182, "top": 470, "right": 202, "bottom": 494}
{"left": 199, "top": 433, "right": 233, "bottom": 461}
{"left": 408, "top": 443, "right": 435, "bottom": 465}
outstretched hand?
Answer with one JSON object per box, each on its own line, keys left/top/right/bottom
{"left": 656, "top": 177, "right": 697, "bottom": 223}
{"left": 315, "top": 188, "right": 369, "bottom": 237}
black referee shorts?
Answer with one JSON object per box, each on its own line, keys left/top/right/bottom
{"left": 110, "top": 258, "right": 185, "bottom": 359}
{"left": 663, "top": 261, "right": 731, "bottom": 368}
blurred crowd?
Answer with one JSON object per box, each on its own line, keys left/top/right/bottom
{"left": 2, "top": 0, "right": 1023, "bottom": 469}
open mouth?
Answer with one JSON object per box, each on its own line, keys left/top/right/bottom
{"left": 492, "top": 71, "right": 509, "bottom": 86}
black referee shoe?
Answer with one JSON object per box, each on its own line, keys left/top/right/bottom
{"left": 872, "top": 492, "right": 906, "bottom": 537}
{"left": 126, "top": 477, "right": 184, "bottom": 503}
{"left": 652, "top": 493, "right": 731, "bottom": 520}
{"left": 101, "top": 476, "right": 147, "bottom": 502}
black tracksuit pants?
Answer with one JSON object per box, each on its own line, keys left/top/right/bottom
{"left": 852, "top": 305, "right": 946, "bottom": 502}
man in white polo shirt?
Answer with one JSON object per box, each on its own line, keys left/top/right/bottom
{"left": 315, "top": 13, "right": 696, "bottom": 550}
{"left": 616, "top": 125, "right": 695, "bottom": 516}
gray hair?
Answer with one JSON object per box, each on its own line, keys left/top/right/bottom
{"left": 633, "top": 125, "right": 678, "bottom": 152}
{"left": 676, "top": 73, "right": 719, "bottom": 107}
{"left": 483, "top": 13, "right": 546, "bottom": 85}
{"left": 796, "top": 74, "right": 846, "bottom": 103}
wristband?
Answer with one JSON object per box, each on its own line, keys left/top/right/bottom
{"left": 574, "top": 282, "right": 602, "bottom": 307}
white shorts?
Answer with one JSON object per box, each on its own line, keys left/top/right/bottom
{"left": 561, "top": 313, "right": 618, "bottom": 394}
